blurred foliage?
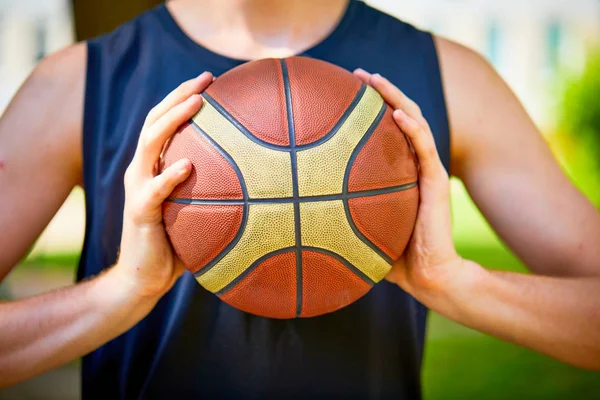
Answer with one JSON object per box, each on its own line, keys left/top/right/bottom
{"left": 423, "top": 244, "right": 600, "bottom": 400}
{"left": 558, "top": 52, "right": 600, "bottom": 206}
{"left": 424, "top": 181, "right": 600, "bottom": 398}
{"left": 20, "top": 252, "right": 80, "bottom": 271}
{"left": 424, "top": 325, "right": 600, "bottom": 400}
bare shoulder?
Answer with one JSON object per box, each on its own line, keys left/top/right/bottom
{"left": 1, "top": 42, "right": 87, "bottom": 180}
{"left": 433, "top": 36, "right": 600, "bottom": 276}
{"left": 18, "top": 42, "right": 87, "bottom": 111}
{"left": 433, "top": 36, "right": 542, "bottom": 177}
{"left": 35, "top": 41, "right": 87, "bottom": 78}
{"left": 433, "top": 36, "right": 514, "bottom": 110}
{"left": 0, "top": 42, "right": 87, "bottom": 274}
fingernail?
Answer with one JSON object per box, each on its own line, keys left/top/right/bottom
{"left": 355, "top": 68, "right": 367, "bottom": 74}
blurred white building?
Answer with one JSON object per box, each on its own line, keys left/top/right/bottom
{"left": 368, "top": 0, "right": 600, "bottom": 131}
{"left": 0, "top": 0, "right": 598, "bottom": 255}
{"left": 1, "top": 0, "right": 599, "bottom": 129}
{"left": 0, "top": 0, "right": 73, "bottom": 112}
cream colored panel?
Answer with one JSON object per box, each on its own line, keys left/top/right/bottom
{"left": 300, "top": 200, "right": 390, "bottom": 282}
{"left": 193, "top": 99, "right": 294, "bottom": 199}
{"left": 296, "top": 86, "right": 383, "bottom": 197}
{"left": 197, "top": 203, "right": 296, "bottom": 292}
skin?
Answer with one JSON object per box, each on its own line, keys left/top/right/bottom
{"left": 0, "top": 0, "right": 599, "bottom": 388}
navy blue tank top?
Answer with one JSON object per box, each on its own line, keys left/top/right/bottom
{"left": 81, "top": 1, "right": 450, "bottom": 398}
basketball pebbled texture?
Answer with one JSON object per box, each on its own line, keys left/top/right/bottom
{"left": 161, "top": 56, "right": 419, "bottom": 319}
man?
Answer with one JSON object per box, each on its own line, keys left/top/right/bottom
{"left": 0, "top": 0, "right": 599, "bottom": 398}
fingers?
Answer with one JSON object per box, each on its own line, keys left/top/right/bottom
{"left": 354, "top": 68, "right": 446, "bottom": 181}
{"left": 354, "top": 69, "right": 423, "bottom": 124}
{"left": 122, "top": 74, "right": 211, "bottom": 226}
{"left": 144, "top": 72, "right": 213, "bottom": 127}
{"left": 137, "top": 94, "right": 203, "bottom": 168}
{"left": 393, "top": 109, "right": 446, "bottom": 180}
{"left": 134, "top": 72, "right": 213, "bottom": 171}
{"left": 353, "top": 68, "right": 371, "bottom": 84}
{"left": 370, "top": 74, "right": 424, "bottom": 123}
{"left": 146, "top": 158, "right": 192, "bottom": 208}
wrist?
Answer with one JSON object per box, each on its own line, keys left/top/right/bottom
{"left": 98, "top": 265, "right": 163, "bottom": 309}
{"left": 409, "top": 258, "right": 489, "bottom": 320}
{"left": 78, "top": 266, "right": 160, "bottom": 337}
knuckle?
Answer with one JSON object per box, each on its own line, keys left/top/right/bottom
{"left": 123, "top": 167, "right": 135, "bottom": 187}
{"left": 145, "top": 107, "right": 159, "bottom": 124}
{"left": 411, "top": 104, "right": 423, "bottom": 117}
{"left": 147, "top": 184, "right": 163, "bottom": 202}
{"left": 140, "top": 129, "right": 158, "bottom": 151}
{"left": 144, "top": 132, "right": 157, "bottom": 148}
{"left": 178, "top": 80, "right": 196, "bottom": 95}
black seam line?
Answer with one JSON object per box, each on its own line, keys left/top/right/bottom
{"left": 281, "top": 59, "right": 303, "bottom": 318}
{"left": 165, "top": 182, "right": 418, "bottom": 205}
{"left": 295, "top": 83, "right": 367, "bottom": 150}
{"left": 201, "top": 84, "right": 367, "bottom": 152}
{"left": 214, "top": 246, "right": 375, "bottom": 297}
{"left": 202, "top": 93, "right": 289, "bottom": 151}
{"left": 214, "top": 248, "right": 296, "bottom": 296}
{"left": 188, "top": 121, "right": 250, "bottom": 278}
{"left": 342, "top": 102, "right": 396, "bottom": 266}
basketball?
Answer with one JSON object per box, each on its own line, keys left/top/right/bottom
{"left": 161, "top": 56, "right": 419, "bottom": 319}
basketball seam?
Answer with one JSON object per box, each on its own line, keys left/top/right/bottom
{"left": 201, "top": 85, "right": 368, "bottom": 152}
{"left": 165, "top": 182, "right": 418, "bottom": 205}
{"left": 181, "top": 65, "right": 411, "bottom": 313}
{"left": 280, "top": 59, "right": 304, "bottom": 318}
{"left": 188, "top": 121, "right": 250, "bottom": 278}
{"left": 342, "top": 102, "right": 395, "bottom": 265}
{"left": 304, "top": 247, "right": 375, "bottom": 286}
{"left": 202, "top": 93, "right": 289, "bottom": 151}
{"left": 214, "top": 248, "right": 295, "bottom": 296}
{"left": 214, "top": 246, "right": 375, "bottom": 297}
{"left": 295, "top": 83, "right": 367, "bottom": 149}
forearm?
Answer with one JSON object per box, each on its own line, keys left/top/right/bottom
{"left": 0, "top": 266, "right": 158, "bottom": 388}
{"left": 420, "top": 261, "right": 600, "bottom": 371}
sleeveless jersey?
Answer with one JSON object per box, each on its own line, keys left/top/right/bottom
{"left": 81, "top": 1, "right": 450, "bottom": 398}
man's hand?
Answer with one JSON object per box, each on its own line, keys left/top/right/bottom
{"left": 354, "top": 68, "right": 600, "bottom": 371}
{"left": 354, "top": 69, "right": 472, "bottom": 299}
{"left": 0, "top": 71, "right": 213, "bottom": 388}
{"left": 111, "top": 72, "right": 213, "bottom": 299}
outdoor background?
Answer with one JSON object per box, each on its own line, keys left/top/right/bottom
{"left": 1, "top": 0, "right": 599, "bottom": 399}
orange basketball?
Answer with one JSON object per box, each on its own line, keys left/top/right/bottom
{"left": 161, "top": 56, "right": 419, "bottom": 319}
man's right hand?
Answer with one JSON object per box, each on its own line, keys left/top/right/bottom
{"left": 110, "top": 71, "right": 213, "bottom": 299}
{"left": 0, "top": 59, "right": 213, "bottom": 387}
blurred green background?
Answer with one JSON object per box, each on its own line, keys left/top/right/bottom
{"left": 1, "top": 0, "right": 599, "bottom": 399}
{"left": 425, "top": 50, "right": 600, "bottom": 397}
